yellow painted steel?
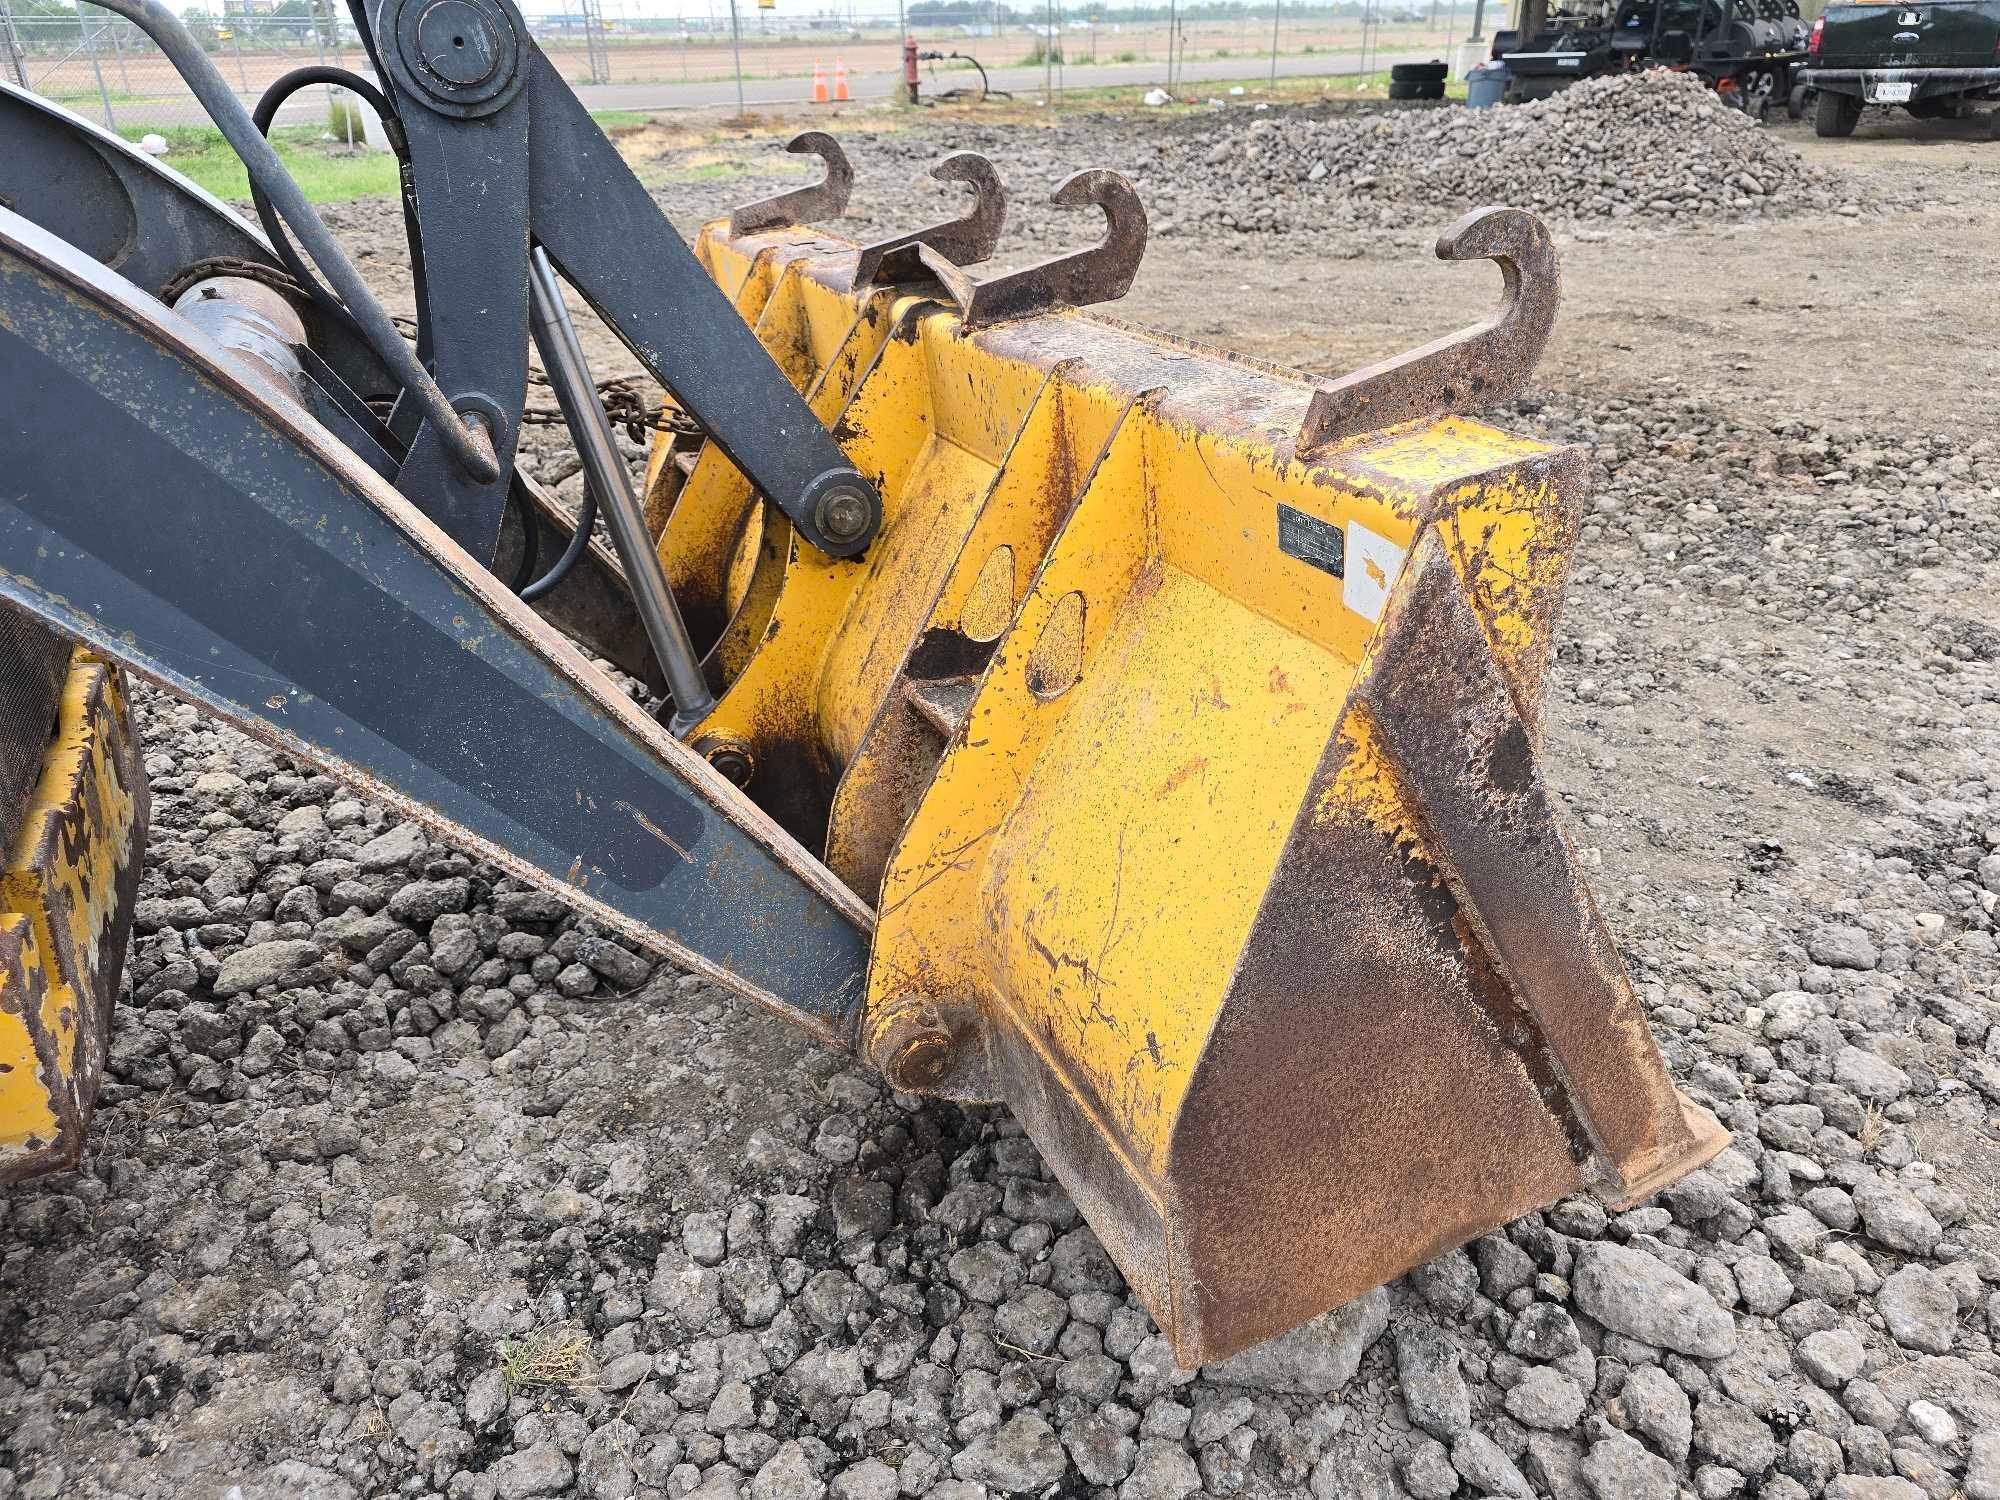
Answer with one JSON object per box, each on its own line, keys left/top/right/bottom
{"left": 1, "top": 652, "right": 146, "bottom": 1184}
{"left": 668, "top": 213, "right": 1724, "bottom": 1365}
{"left": 649, "top": 239, "right": 907, "bottom": 669}
{"left": 0, "top": 918, "right": 63, "bottom": 1151}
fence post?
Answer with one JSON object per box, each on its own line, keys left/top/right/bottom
{"left": 231, "top": 24, "right": 250, "bottom": 93}
{"left": 0, "top": 0, "right": 27, "bottom": 90}
{"left": 727, "top": 0, "right": 744, "bottom": 115}
{"left": 86, "top": 23, "right": 117, "bottom": 131}
{"left": 110, "top": 19, "right": 131, "bottom": 95}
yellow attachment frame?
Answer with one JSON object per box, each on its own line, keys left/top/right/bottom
{"left": 653, "top": 210, "right": 1725, "bottom": 1367}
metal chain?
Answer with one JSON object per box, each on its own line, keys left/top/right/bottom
{"left": 388, "top": 314, "right": 699, "bottom": 444}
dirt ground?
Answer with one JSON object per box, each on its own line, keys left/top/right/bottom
{"left": 3, "top": 89, "right": 1998, "bottom": 1500}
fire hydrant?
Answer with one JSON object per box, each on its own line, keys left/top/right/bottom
{"left": 903, "top": 36, "right": 920, "bottom": 106}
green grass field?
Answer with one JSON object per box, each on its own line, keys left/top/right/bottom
{"left": 120, "top": 110, "right": 652, "bottom": 203}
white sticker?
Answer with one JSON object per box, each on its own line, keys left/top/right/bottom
{"left": 1343, "top": 521, "right": 1407, "bottom": 624}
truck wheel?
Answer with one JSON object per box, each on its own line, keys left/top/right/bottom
{"left": 1787, "top": 83, "right": 1811, "bottom": 120}
{"left": 1815, "top": 90, "right": 1862, "bottom": 137}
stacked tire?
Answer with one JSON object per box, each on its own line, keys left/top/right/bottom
{"left": 1388, "top": 61, "right": 1449, "bottom": 101}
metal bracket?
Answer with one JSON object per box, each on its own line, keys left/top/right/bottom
{"left": 915, "top": 168, "right": 1146, "bottom": 330}
{"left": 728, "top": 132, "right": 856, "bottom": 237}
{"left": 1298, "top": 205, "right": 1559, "bottom": 454}
{"left": 849, "top": 152, "right": 1007, "bottom": 290}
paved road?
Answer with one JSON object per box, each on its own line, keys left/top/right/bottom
{"left": 569, "top": 46, "right": 1458, "bottom": 114}
{"left": 101, "top": 42, "right": 1464, "bottom": 130}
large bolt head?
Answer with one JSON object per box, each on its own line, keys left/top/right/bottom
{"left": 415, "top": 0, "right": 502, "bottom": 85}
{"left": 814, "top": 484, "right": 874, "bottom": 546}
{"left": 890, "top": 1029, "right": 956, "bottom": 1091}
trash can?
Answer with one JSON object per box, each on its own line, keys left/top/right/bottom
{"left": 1466, "top": 61, "right": 1508, "bottom": 110}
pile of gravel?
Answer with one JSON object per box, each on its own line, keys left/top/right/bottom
{"left": 1, "top": 376, "right": 1996, "bottom": 1500}
{"left": 1153, "top": 69, "right": 1876, "bottom": 233}
{"left": 644, "top": 73, "right": 1896, "bottom": 249}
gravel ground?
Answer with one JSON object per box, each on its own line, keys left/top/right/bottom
{"left": 2, "top": 93, "right": 1998, "bottom": 1500}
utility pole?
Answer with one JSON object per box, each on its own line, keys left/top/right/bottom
{"left": 1268, "top": 0, "right": 1278, "bottom": 84}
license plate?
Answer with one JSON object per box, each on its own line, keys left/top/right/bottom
{"left": 1559, "top": 55, "right": 1581, "bottom": 65}
{"left": 1871, "top": 79, "right": 1914, "bottom": 102}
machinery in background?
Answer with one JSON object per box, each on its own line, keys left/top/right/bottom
{"left": 1, "top": 0, "right": 1727, "bottom": 1368}
{"left": 1493, "top": 0, "right": 1811, "bottom": 110}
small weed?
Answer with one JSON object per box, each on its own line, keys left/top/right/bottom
{"left": 1858, "top": 1104, "right": 1887, "bottom": 1152}
{"left": 499, "top": 1325, "right": 592, "bottom": 1393}
{"left": 326, "top": 94, "right": 369, "bottom": 142}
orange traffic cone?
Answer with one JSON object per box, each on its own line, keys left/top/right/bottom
{"left": 811, "top": 58, "right": 829, "bottom": 104}
{"left": 833, "top": 57, "right": 851, "bottom": 102}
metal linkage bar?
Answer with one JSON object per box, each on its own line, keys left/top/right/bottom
{"left": 0, "top": 208, "right": 873, "bottom": 1041}
{"left": 528, "top": 247, "right": 716, "bottom": 734}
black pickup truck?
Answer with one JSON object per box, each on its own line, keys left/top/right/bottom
{"left": 1799, "top": 0, "right": 2000, "bottom": 134}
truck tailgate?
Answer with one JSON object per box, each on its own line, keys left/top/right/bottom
{"left": 1817, "top": 0, "right": 2000, "bottom": 67}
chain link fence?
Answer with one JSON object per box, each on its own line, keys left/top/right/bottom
{"left": 0, "top": 6, "right": 621, "bottom": 134}
{"left": 0, "top": 1, "right": 1472, "bottom": 136}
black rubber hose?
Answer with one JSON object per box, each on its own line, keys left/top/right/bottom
{"left": 249, "top": 66, "right": 395, "bottom": 323}
{"left": 508, "top": 476, "right": 541, "bottom": 592}
{"left": 519, "top": 485, "right": 597, "bottom": 602}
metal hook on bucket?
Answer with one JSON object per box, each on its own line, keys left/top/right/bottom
{"left": 850, "top": 152, "right": 1009, "bottom": 290}
{"left": 1298, "top": 205, "right": 1560, "bottom": 453}
{"left": 728, "top": 132, "right": 856, "bottom": 237}
{"left": 916, "top": 168, "right": 1147, "bottom": 330}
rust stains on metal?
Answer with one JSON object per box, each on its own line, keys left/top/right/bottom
{"left": 915, "top": 170, "right": 1147, "bottom": 330}
{"left": 850, "top": 153, "right": 1008, "bottom": 290}
{"left": 727, "top": 132, "right": 856, "bottom": 238}
{"left": 1299, "top": 206, "right": 1560, "bottom": 453}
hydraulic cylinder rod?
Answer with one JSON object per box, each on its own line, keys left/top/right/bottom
{"left": 527, "top": 246, "right": 716, "bottom": 734}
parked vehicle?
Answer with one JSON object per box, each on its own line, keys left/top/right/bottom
{"left": 1798, "top": 0, "right": 2000, "bottom": 135}
{"left": 1493, "top": 0, "right": 1809, "bottom": 109}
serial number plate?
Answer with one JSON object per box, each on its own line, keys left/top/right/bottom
{"left": 1871, "top": 79, "right": 1914, "bottom": 102}
{"left": 1275, "top": 503, "right": 1344, "bottom": 579}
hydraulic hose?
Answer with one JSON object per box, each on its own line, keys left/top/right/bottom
{"left": 79, "top": 0, "right": 498, "bottom": 483}
{"left": 248, "top": 65, "right": 397, "bottom": 326}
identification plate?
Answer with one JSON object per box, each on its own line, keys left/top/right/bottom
{"left": 1872, "top": 79, "right": 1914, "bottom": 102}
{"left": 1275, "top": 503, "right": 1344, "bottom": 579}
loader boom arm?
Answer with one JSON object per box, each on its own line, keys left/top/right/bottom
{"left": 0, "top": 210, "right": 873, "bottom": 1042}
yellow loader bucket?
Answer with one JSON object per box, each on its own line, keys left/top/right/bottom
{"left": 653, "top": 145, "right": 1726, "bottom": 1367}
{"left": 0, "top": 617, "right": 148, "bottom": 1186}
